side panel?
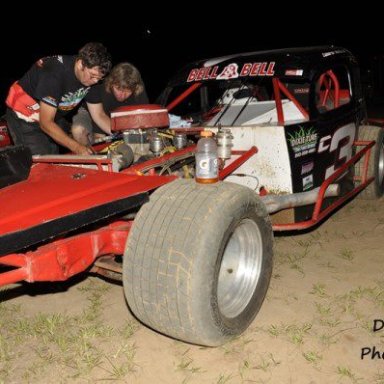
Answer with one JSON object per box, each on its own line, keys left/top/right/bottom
{"left": 285, "top": 117, "right": 357, "bottom": 221}
{"left": 220, "top": 125, "right": 293, "bottom": 193}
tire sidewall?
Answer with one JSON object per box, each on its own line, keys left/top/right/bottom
{"left": 190, "top": 191, "right": 273, "bottom": 343}
{"left": 373, "top": 128, "right": 384, "bottom": 197}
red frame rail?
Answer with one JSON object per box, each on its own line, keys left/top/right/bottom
{"left": 33, "top": 154, "right": 115, "bottom": 172}
{"left": 0, "top": 221, "right": 131, "bottom": 287}
{"left": 273, "top": 140, "right": 375, "bottom": 231}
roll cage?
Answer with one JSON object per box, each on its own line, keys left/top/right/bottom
{"left": 161, "top": 68, "right": 355, "bottom": 127}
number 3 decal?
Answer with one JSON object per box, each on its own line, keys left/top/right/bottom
{"left": 318, "top": 123, "right": 356, "bottom": 179}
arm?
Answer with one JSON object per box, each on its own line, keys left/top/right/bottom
{"left": 39, "top": 102, "right": 92, "bottom": 155}
{"left": 86, "top": 102, "right": 111, "bottom": 134}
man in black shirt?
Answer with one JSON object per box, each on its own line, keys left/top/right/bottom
{"left": 72, "top": 62, "right": 148, "bottom": 145}
{"left": 5, "top": 42, "right": 112, "bottom": 155}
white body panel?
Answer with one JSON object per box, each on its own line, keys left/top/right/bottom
{"left": 243, "top": 100, "right": 305, "bottom": 125}
{"left": 210, "top": 126, "right": 293, "bottom": 193}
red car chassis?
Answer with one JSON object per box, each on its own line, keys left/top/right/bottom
{"left": 0, "top": 139, "right": 373, "bottom": 287}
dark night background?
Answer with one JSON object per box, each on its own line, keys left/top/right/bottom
{"left": 1, "top": 7, "right": 383, "bottom": 113}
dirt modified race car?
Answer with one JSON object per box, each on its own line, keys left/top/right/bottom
{"left": 0, "top": 46, "right": 383, "bottom": 346}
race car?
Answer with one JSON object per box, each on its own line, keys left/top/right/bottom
{"left": 0, "top": 46, "right": 382, "bottom": 346}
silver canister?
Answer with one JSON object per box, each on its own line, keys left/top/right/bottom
{"left": 173, "top": 133, "right": 187, "bottom": 150}
{"left": 150, "top": 134, "right": 163, "bottom": 155}
{"left": 217, "top": 128, "right": 234, "bottom": 159}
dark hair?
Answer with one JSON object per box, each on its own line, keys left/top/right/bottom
{"left": 77, "top": 42, "right": 112, "bottom": 76}
{"left": 105, "top": 62, "right": 145, "bottom": 96}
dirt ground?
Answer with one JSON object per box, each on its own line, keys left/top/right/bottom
{"left": 1, "top": 196, "right": 384, "bottom": 384}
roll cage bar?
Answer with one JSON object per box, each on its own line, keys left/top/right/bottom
{"left": 165, "top": 69, "right": 342, "bottom": 126}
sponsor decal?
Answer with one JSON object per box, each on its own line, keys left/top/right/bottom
{"left": 42, "top": 96, "right": 58, "bottom": 107}
{"left": 317, "top": 123, "right": 356, "bottom": 179}
{"left": 217, "top": 63, "right": 239, "bottom": 80}
{"left": 288, "top": 126, "right": 318, "bottom": 158}
{"left": 302, "top": 174, "right": 313, "bottom": 191}
{"left": 301, "top": 161, "right": 314, "bottom": 175}
{"left": 285, "top": 69, "right": 303, "bottom": 76}
{"left": 293, "top": 87, "right": 309, "bottom": 94}
{"left": 59, "top": 87, "right": 90, "bottom": 111}
{"left": 322, "top": 49, "right": 345, "bottom": 57}
{"left": 36, "top": 55, "right": 63, "bottom": 68}
{"left": 187, "top": 62, "right": 275, "bottom": 82}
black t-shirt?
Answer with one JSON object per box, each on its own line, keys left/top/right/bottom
{"left": 86, "top": 83, "right": 149, "bottom": 132}
{"left": 19, "top": 55, "right": 93, "bottom": 118}
{"left": 86, "top": 83, "right": 149, "bottom": 114}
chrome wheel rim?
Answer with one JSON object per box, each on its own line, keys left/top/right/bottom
{"left": 378, "top": 141, "right": 384, "bottom": 190}
{"left": 217, "top": 219, "right": 263, "bottom": 318}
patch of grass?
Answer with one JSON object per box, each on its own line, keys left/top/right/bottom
{"left": 67, "top": 344, "right": 103, "bottom": 377}
{"left": 318, "top": 261, "right": 336, "bottom": 270}
{"left": 358, "top": 319, "right": 374, "bottom": 334}
{"left": 216, "top": 373, "right": 234, "bottom": 384}
{"left": 291, "top": 263, "right": 305, "bottom": 276}
{"left": 21, "top": 361, "right": 46, "bottom": 382}
{"left": 338, "top": 248, "right": 354, "bottom": 262}
{"left": 79, "top": 322, "right": 115, "bottom": 338}
{"left": 267, "top": 324, "right": 280, "bottom": 337}
{"left": 336, "top": 366, "right": 362, "bottom": 383}
{"left": 302, "top": 350, "right": 322, "bottom": 364}
{"left": 315, "top": 302, "right": 331, "bottom": 316}
{"left": 272, "top": 273, "right": 281, "bottom": 279}
{"left": 77, "top": 278, "right": 111, "bottom": 294}
{"left": 351, "top": 230, "right": 367, "bottom": 238}
{"left": 310, "top": 283, "right": 329, "bottom": 298}
{"left": 254, "top": 353, "right": 280, "bottom": 372}
{"left": 175, "top": 348, "right": 203, "bottom": 383}
{"left": 293, "top": 249, "right": 308, "bottom": 275}
{"left": 373, "top": 371, "right": 384, "bottom": 384}
{"left": 267, "top": 323, "right": 312, "bottom": 345}
{"left": 319, "top": 333, "right": 337, "bottom": 347}
{"left": 0, "top": 277, "right": 142, "bottom": 383}
{"left": 82, "top": 292, "right": 104, "bottom": 322}
{"left": 332, "top": 230, "right": 348, "bottom": 239}
{"left": 335, "top": 285, "right": 382, "bottom": 317}
{"left": 294, "top": 239, "right": 312, "bottom": 248}
{"left": 221, "top": 336, "right": 254, "bottom": 356}
{"left": 119, "top": 320, "right": 140, "bottom": 339}
{"left": 238, "top": 359, "right": 251, "bottom": 380}
{"left": 0, "top": 334, "right": 12, "bottom": 363}
{"left": 106, "top": 342, "right": 137, "bottom": 378}
{"left": 176, "top": 356, "right": 201, "bottom": 373}
{"left": 319, "top": 317, "right": 341, "bottom": 328}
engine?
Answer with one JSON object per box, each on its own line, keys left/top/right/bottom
{"left": 108, "top": 105, "right": 192, "bottom": 175}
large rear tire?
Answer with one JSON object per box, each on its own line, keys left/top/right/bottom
{"left": 123, "top": 179, "right": 273, "bottom": 346}
{"left": 355, "top": 125, "right": 384, "bottom": 199}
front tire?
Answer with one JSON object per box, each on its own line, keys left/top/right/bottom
{"left": 355, "top": 125, "right": 384, "bottom": 199}
{"left": 123, "top": 179, "right": 273, "bottom": 346}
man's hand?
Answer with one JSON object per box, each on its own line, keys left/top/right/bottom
{"left": 39, "top": 102, "right": 95, "bottom": 155}
{"left": 72, "top": 143, "right": 93, "bottom": 155}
